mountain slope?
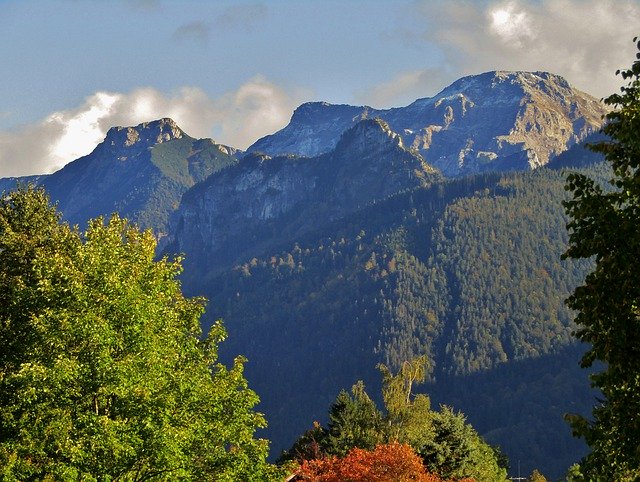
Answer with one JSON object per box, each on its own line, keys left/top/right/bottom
{"left": 40, "top": 118, "right": 239, "bottom": 237}
{"left": 190, "top": 165, "right": 605, "bottom": 479}
{"left": 0, "top": 71, "right": 611, "bottom": 479}
{"left": 168, "top": 118, "right": 440, "bottom": 276}
{"left": 248, "top": 71, "right": 607, "bottom": 176}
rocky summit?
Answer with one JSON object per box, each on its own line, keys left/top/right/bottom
{"left": 38, "top": 118, "right": 239, "bottom": 237}
{"left": 101, "top": 117, "right": 185, "bottom": 154}
{"left": 248, "top": 71, "right": 607, "bottom": 176}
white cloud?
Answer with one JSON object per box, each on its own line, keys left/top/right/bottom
{"left": 213, "top": 76, "right": 307, "bottom": 148}
{"left": 0, "top": 78, "right": 309, "bottom": 178}
{"left": 488, "top": 2, "right": 535, "bottom": 47}
{"left": 420, "top": 0, "right": 640, "bottom": 99}
{"left": 47, "top": 92, "right": 121, "bottom": 166}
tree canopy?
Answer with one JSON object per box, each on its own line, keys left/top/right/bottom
{"left": 0, "top": 186, "right": 277, "bottom": 480}
{"left": 281, "top": 357, "right": 507, "bottom": 481}
{"left": 563, "top": 37, "right": 640, "bottom": 480}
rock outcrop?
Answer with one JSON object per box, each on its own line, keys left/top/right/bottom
{"left": 39, "top": 118, "right": 239, "bottom": 236}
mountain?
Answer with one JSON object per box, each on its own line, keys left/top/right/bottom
{"left": 2, "top": 118, "right": 240, "bottom": 240}
{"left": 0, "top": 71, "right": 611, "bottom": 479}
{"left": 168, "top": 118, "right": 440, "bottom": 276}
{"left": 0, "top": 175, "right": 46, "bottom": 193}
{"left": 248, "top": 71, "right": 607, "bottom": 176}
{"left": 185, "top": 164, "right": 606, "bottom": 480}
{"left": 162, "top": 73, "right": 609, "bottom": 478}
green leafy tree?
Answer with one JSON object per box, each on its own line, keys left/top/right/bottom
{"left": 563, "top": 38, "right": 640, "bottom": 480}
{"left": 0, "top": 186, "right": 278, "bottom": 481}
{"left": 284, "top": 356, "right": 506, "bottom": 481}
{"left": 377, "top": 356, "right": 435, "bottom": 451}
{"left": 324, "top": 380, "right": 385, "bottom": 456}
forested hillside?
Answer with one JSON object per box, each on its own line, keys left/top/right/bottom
{"left": 184, "top": 162, "right": 609, "bottom": 479}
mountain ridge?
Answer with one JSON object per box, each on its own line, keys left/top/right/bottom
{"left": 168, "top": 116, "right": 440, "bottom": 276}
{"left": 248, "top": 70, "right": 607, "bottom": 176}
{"left": 1, "top": 119, "right": 241, "bottom": 240}
{"left": 0, "top": 70, "right": 611, "bottom": 479}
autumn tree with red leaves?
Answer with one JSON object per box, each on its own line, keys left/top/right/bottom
{"left": 295, "top": 442, "right": 475, "bottom": 482}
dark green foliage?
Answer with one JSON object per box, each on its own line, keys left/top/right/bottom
{"left": 277, "top": 423, "right": 327, "bottom": 464}
{"left": 419, "top": 406, "right": 474, "bottom": 478}
{"left": 282, "top": 358, "right": 506, "bottom": 481}
{"left": 432, "top": 170, "right": 589, "bottom": 374}
{"left": 562, "top": 38, "right": 640, "bottom": 480}
{"left": 324, "top": 381, "right": 385, "bottom": 456}
{"left": 0, "top": 186, "right": 278, "bottom": 481}
{"left": 191, "top": 165, "right": 604, "bottom": 479}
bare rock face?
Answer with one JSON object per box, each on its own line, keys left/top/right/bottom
{"left": 169, "top": 118, "right": 440, "bottom": 269}
{"left": 103, "top": 118, "right": 185, "bottom": 156}
{"left": 247, "top": 71, "right": 608, "bottom": 176}
{"left": 249, "top": 102, "right": 370, "bottom": 158}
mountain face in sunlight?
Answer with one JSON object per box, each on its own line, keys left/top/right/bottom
{"left": 249, "top": 71, "right": 606, "bottom": 176}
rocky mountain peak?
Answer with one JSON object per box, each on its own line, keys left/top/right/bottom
{"left": 103, "top": 118, "right": 186, "bottom": 153}
{"left": 334, "top": 118, "right": 404, "bottom": 155}
{"left": 250, "top": 70, "right": 607, "bottom": 176}
{"left": 290, "top": 102, "right": 331, "bottom": 123}
{"left": 410, "top": 71, "right": 576, "bottom": 112}
{"left": 249, "top": 102, "right": 370, "bottom": 158}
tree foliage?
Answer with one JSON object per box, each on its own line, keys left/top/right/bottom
{"left": 203, "top": 166, "right": 602, "bottom": 478}
{"left": 282, "top": 357, "right": 506, "bottom": 481}
{"left": 295, "top": 442, "right": 473, "bottom": 482}
{"left": 526, "top": 469, "right": 547, "bottom": 482}
{"left": 324, "top": 381, "right": 385, "bottom": 456}
{"left": 563, "top": 38, "right": 640, "bottom": 480}
{"left": 0, "top": 186, "right": 277, "bottom": 481}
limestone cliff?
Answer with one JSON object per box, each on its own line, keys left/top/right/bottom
{"left": 248, "top": 71, "right": 607, "bottom": 176}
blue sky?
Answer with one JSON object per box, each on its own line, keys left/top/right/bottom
{"left": 0, "top": 0, "right": 638, "bottom": 177}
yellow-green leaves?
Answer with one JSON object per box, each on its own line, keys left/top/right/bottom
{"left": 0, "top": 186, "right": 278, "bottom": 480}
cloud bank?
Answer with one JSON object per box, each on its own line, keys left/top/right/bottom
{"left": 361, "top": 0, "right": 639, "bottom": 108}
{"left": 355, "top": 69, "right": 453, "bottom": 108}
{"left": 0, "top": 77, "right": 307, "bottom": 178}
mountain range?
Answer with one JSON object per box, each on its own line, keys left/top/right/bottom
{"left": 1, "top": 71, "right": 610, "bottom": 479}
{"left": 249, "top": 71, "right": 605, "bottom": 176}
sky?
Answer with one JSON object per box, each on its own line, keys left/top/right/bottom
{"left": 0, "top": 0, "right": 638, "bottom": 178}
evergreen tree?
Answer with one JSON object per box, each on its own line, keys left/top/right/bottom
{"left": 284, "top": 356, "right": 507, "bottom": 481}
{"left": 324, "top": 381, "right": 385, "bottom": 456}
{"left": 563, "top": 38, "right": 640, "bottom": 480}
